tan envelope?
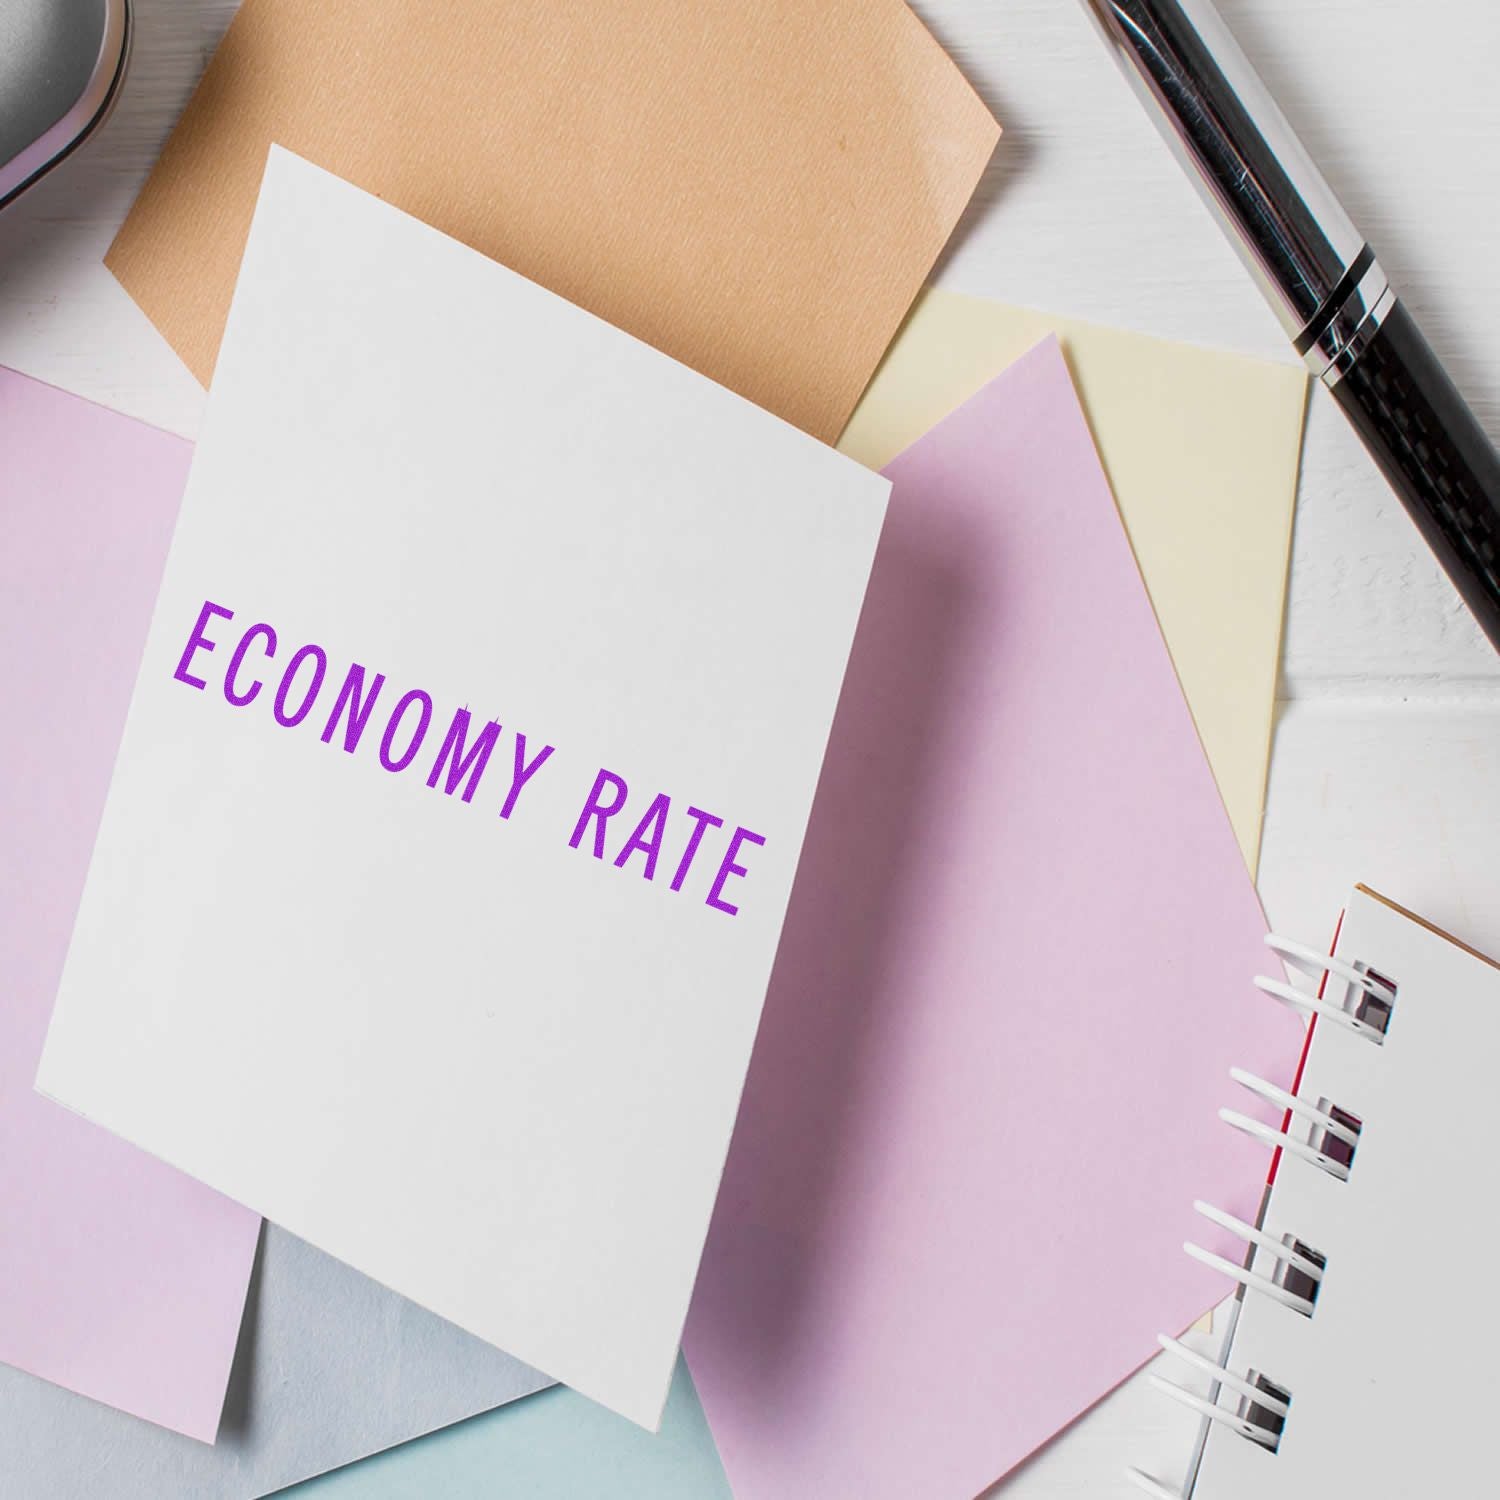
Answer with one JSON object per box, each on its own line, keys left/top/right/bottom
{"left": 106, "top": 0, "right": 997, "bottom": 442}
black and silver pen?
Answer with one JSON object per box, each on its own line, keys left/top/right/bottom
{"left": 1082, "top": 0, "right": 1500, "bottom": 653}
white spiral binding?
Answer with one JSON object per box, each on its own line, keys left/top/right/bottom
{"left": 1128, "top": 1468, "right": 1188, "bottom": 1500}
{"left": 1227, "top": 1067, "right": 1360, "bottom": 1148}
{"left": 1253, "top": 976, "right": 1386, "bottom": 1044}
{"left": 1188, "top": 1201, "right": 1325, "bottom": 1294}
{"left": 1152, "top": 1333, "right": 1291, "bottom": 1418}
{"left": 1216, "top": 1107, "right": 1351, "bottom": 1182}
{"left": 1265, "top": 934, "right": 1396, "bottom": 1005}
{"left": 1256, "top": 932, "right": 1395, "bottom": 1043}
{"left": 1127, "top": 932, "right": 1396, "bottom": 1498}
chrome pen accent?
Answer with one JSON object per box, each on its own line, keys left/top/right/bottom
{"left": 1305, "top": 258, "right": 1394, "bottom": 387}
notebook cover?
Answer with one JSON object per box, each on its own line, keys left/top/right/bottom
{"left": 1188, "top": 886, "right": 1500, "bottom": 1497}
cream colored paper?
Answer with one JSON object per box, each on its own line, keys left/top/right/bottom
{"left": 104, "top": 0, "right": 997, "bottom": 444}
{"left": 839, "top": 291, "right": 1307, "bottom": 873}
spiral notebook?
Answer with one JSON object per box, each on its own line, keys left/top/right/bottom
{"left": 1133, "top": 884, "right": 1500, "bottom": 1498}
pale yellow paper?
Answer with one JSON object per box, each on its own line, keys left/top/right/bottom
{"left": 839, "top": 290, "right": 1307, "bottom": 876}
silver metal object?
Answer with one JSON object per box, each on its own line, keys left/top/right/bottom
{"left": 1080, "top": 0, "right": 1367, "bottom": 366}
{"left": 1317, "top": 280, "right": 1396, "bottom": 389}
{"left": 0, "top": 0, "right": 132, "bottom": 210}
{"left": 1083, "top": 0, "right": 1500, "bottom": 653}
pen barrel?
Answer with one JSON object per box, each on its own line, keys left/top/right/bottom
{"left": 1084, "top": 0, "right": 1364, "bottom": 341}
{"left": 1331, "top": 302, "right": 1500, "bottom": 650}
{"left": 1088, "top": 0, "right": 1500, "bottom": 653}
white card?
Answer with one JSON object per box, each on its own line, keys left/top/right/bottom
{"left": 39, "top": 147, "right": 888, "bottom": 1428}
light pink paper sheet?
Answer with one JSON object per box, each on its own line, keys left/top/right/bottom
{"left": 0, "top": 367, "right": 261, "bottom": 1441}
{"left": 685, "top": 340, "right": 1303, "bottom": 1498}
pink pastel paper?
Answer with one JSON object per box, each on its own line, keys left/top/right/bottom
{"left": 685, "top": 340, "right": 1303, "bottom": 1497}
{"left": 0, "top": 367, "right": 261, "bottom": 1441}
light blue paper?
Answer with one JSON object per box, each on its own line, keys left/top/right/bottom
{"left": 278, "top": 1359, "right": 731, "bottom": 1499}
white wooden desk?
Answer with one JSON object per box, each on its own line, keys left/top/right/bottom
{"left": 2, "top": 1, "right": 1496, "bottom": 1493}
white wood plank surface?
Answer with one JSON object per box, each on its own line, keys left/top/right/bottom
{"left": 2, "top": 1, "right": 1496, "bottom": 1494}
